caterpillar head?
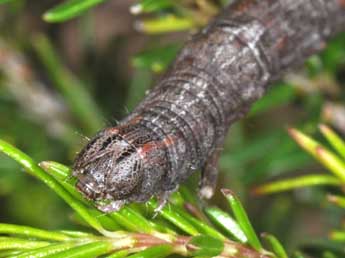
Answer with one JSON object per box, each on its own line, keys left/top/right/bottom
{"left": 73, "top": 128, "right": 144, "bottom": 208}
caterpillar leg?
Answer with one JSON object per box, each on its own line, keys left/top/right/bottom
{"left": 154, "top": 185, "right": 178, "bottom": 214}
{"left": 199, "top": 149, "right": 221, "bottom": 200}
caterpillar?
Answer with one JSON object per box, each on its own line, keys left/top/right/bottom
{"left": 73, "top": 0, "right": 345, "bottom": 212}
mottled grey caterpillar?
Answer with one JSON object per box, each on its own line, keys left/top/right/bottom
{"left": 73, "top": 0, "right": 345, "bottom": 212}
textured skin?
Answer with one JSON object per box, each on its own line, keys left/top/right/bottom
{"left": 73, "top": 0, "right": 345, "bottom": 212}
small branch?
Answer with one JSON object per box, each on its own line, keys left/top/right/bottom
{"left": 127, "top": 233, "right": 271, "bottom": 258}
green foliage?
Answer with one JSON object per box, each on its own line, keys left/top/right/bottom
{"left": 132, "top": 44, "right": 181, "bottom": 73}
{"left": 204, "top": 207, "right": 247, "bottom": 242}
{"left": 261, "top": 233, "right": 288, "bottom": 258}
{"left": 255, "top": 125, "right": 345, "bottom": 194}
{"left": 1, "top": 0, "right": 345, "bottom": 257}
{"left": 187, "top": 235, "right": 224, "bottom": 256}
{"left": 43, "top": 0, "right": 107, "bottom": 23}
{"left": 1, "top": 0, "right": 223, "bottom": 26}
{"left": 33, "top": 35, "right": 104, "bottom": 134}
{"left": 130, "top": 0, "right": 174, "bottom": 14}
{"left": 0, "top": 139, "right": 284, "bottom": 257}
{"left": 221, "top": 189, "right": 263, "bottom": 251}
{"left": 134, "top": 15, "right": 195, "bottom": 34}
{"left": 255, "top": 125, "right": 345, "bottom": 256}
{"left": 0, "top": 0, "right": 16, "bottom": 3}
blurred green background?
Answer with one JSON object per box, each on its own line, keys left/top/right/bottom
{"left": 1, "top": 0, "right": 345, "bottom": 255}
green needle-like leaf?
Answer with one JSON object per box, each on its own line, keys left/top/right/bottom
{"left": 204, "top": 207, "right": 247, "bottom": 243}
{"left": 126, "top": 245, "right": 173, "bottom": 258}
{"left": 40, "top": 161, "right": 160, "bottom": 233}
{"left": 179, "top": 186, "right": 198, "bottom": 205}
{"left": 39, "top": 161, "right": 124, "bottom": 231}
{"left": 40, "top": 163, "right": 87, "bottom": 205}
{"left": 39, "top": 160, "right": 158, "bottom": 233}
{"left": 0, "top": 139, "right": 109, "bottom": 236}
{"left": 253, "top": 174, "right": 341, "bottom": 195}
{"left": 113, "top": 207, "right": 156, "bottom": 233}
{"left": 136, "top": 15, "right": 194, "bottom": 34}
{"left": 0, "top": 223, "right": 71, "bottom": 241}
{"left": 319, "top": 124, "right": 345, "bottom": 160}
{"left": 39, "top": 161, "right": 71, "bottom": 179}
{"left": 187, "top": 235, "right": 224, "bottom": 257}
{"left": 0, "top": 237, "right": 50, "bottom": 250}
{"left": 0, "top": 250, "right": 21, "bottom": 258}
{"left": 43, "top": 0, "right": 106, "bottom": 23}
{"left": 167, "top": 204, "right": 225, "bottom": 240}
{"left": 58, "top": 231, "right": 93, "bottom": 238}
{"left": 9, "top": 242, "right": 79, "bottom": 258}
{"left": 39, "top": 161, "right": 92, "bottom": 204}
{"left": 130, "top": 0, "right": 173, "bottom": 14}
{"left": 181, "top": 212, "right": 226, "bottom": 240}
{"left": 330, "top": 231, "right": 345, "bottom": 242}
{"left": 147, "top": 200, "right": 199, "bottom": 236}
{"left": 261, "top": 233, "right": 288, "bottom": 258}
{"left": 105, "top": 250, "right": 129, "bottom": 258}
{"left": 316, "top": 147, "right": 345, "bottom": 182}
{"left": 288, "top": 128, "right": 345, "bottom": 182}
{"left": 44, "top": 241, "right": 113, "bottom": 258}
{"left": 105, "top": 212, "right": 143, "bottom": 232}
{"left": 221, "top": 189, "right": 262, "bottom": 251}
{"left": 72, "top": 210, "right": 121, "bottom": 231}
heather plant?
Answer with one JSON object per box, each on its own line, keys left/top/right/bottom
{"left": 1, "top": 0, "right": 345, "bottom": 257}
